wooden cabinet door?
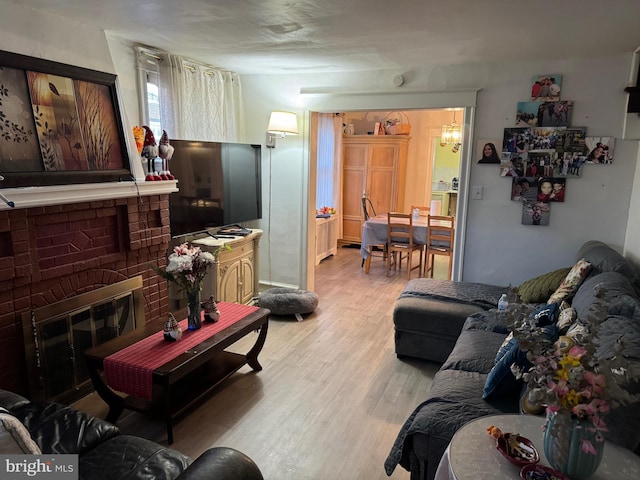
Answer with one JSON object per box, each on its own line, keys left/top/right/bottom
{"left": 342, "top": 142, "right": 367, "bottom": 242}
{"left": 219, "top": 258, "right": 242, "bottom": 303}
{"left": 240, "top": 256, "right": 255, "bottom": 304}
{"left": 341, "top": 136, "right": 409, "bottom": 244}
{"left": 367, "top": 143, "right": 399, "bottom": 215}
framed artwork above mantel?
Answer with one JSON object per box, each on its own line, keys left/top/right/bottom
{"left": 0, "top": 49, "right": 132, "bottom": 188}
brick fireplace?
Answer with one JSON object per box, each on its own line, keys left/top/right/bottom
{"left": 0, "top": 193, "right": 172, "bottom": 397}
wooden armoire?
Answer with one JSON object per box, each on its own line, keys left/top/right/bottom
{"left": 341, "top": 135, "right": 409, "bottom": 243}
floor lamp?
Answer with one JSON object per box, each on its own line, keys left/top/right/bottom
{"left": 265, "top": 111, "right": 299, "bottom": 286}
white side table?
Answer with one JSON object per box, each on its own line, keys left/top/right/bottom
{"left": 435, "top": 414, "right": 640, "bottom": 480}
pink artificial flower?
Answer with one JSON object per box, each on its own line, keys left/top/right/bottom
{"left": 548, "top": 379, "right": 568, "bottom": 396}
{"left": 568, "top": 345, "right": 587, "bottom": 358}
{"left": 573, "top": 403, "right": 595, "bottom": 418}
{"left": 584, "top": 371, "right": 606, "bottom": 388}
{"left": 591, "top": 399, "right": 610, "bottom": 414}
{"left": 546, "top": 405, "right": 561, "bottom": 414}
{"left": 588, "top": 415, "right": 609, "bottom": 434}
{"left": 581, "top": 439, "right": 598, "bottom": 455}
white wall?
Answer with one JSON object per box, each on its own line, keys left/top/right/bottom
{"left": 239, "top": 56, "right": 639, "bottom": 287}
{"left": 3, "top": 2, "right": 638, "bottom": 289}
{"left": 0, "top": 3, "right": 114, "bottom": 74}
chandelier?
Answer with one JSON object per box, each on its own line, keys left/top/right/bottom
{"left": 440, "top": 111, "right": 462, "bottom": 146}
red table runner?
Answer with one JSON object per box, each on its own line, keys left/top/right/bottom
{"left": 104, "top": 302, "right": 259, "bottom": 401}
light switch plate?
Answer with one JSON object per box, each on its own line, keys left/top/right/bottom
{"left": 472, "top": 185, "right": 483, "bottom": 199}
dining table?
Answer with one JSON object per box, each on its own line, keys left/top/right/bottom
{"left": 360, "top": 214, "right": 429, "bottom": 274}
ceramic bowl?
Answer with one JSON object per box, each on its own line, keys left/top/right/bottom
{"left": 496, "top": 433, "right": 540, "bottom": 466}
{"left": 520, "top": 463, "right": 570, "bottom": 480}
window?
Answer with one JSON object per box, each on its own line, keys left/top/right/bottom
{"left": 316, "top": 114, "right": 338, "bottom": 210}
{"left": 146, "top": 73, "right": 162, "bottom": 141}
{"left": 136, "top": 46, "right": 163, "bottom": 139}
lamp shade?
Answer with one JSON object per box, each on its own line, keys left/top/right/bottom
{"left": 267, "top": 111, "right": 299, "bottom": 135}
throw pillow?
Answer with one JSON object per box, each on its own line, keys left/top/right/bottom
{"left": 531, "top": 302, "right": 560, "bottom": 327}
{"left": 483, "top": 337, "right": 530, "bottom": 400}
{"left": 517, "top": 267, "right": 571, "bottom": 304}
{"left": 494, "top": 332, "right": 514, "bottom": 364}
{"left": 0, "top": 408, "right": 41, "bottom": 454}
{"left": 566, "top": 319, "right": 590, "bottom": 344}
{"left": 484, "top": 305, "right": 560, "bottom": 401}
{"left": 557, "top": 308, "right": 577, "bottom": 334}
{"left": 547, "top": 258, "right": 593, "bottom": 304}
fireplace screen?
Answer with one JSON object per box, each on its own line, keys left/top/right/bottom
{"left": 23, "top": 276, "right": 144, "bottom": 403}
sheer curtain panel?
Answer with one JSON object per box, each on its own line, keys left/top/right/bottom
{"left": 316, "top": 114, "right": 342, "bottom": 210}
{"left": 153, "top": 52, "right": 243, "bottom": 142}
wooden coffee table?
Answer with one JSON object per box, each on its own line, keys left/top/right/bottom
{"left": 85, "top": 304, "right": 270, "bottom": 444}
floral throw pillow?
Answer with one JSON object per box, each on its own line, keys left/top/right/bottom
{"left": 547, "top": 258, "right": 592, "bottom": 305}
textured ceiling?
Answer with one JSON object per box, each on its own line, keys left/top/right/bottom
{"left": 9, "top": 0, "right": 640, "bottom": 75}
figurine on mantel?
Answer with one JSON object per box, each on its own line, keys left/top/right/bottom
{"left": 141, "top": 126, "right": 161, "bottom": 181}
{"left": 203, "top": 295, "right": 220, "bottom": 322}
{"left": 158, "top": 130, "right": 175, "bottom": 180}
{"left": 163, "top": 313, "right": 182, "bottom": 342}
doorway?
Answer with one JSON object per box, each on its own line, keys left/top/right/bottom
{"left": 302, "top": 89, "right": 478, "bottom": 291}
{"left": 308, "top": 107, "right": 467, "bottom": 289}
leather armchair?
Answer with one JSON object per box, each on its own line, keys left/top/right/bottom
{"left": 1, "top": 389, "right": 263, "bottom": 480}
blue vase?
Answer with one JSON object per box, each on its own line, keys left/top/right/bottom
{"left": 543, "top": 411, "right": 605, "bottom": 479}
{"left": 186, "top": 290, "right": 202, "bottom": 330}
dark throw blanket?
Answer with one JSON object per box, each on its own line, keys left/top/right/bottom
{"left": 398, "top": 278, "right": 507, "bottom": 311}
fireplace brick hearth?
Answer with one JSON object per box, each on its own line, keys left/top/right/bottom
{"left": 0, "top": 194, "right": 172, "bottom": 395}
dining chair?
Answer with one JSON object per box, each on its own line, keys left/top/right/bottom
{"left": 386, "top": 212, "right": 423, "bottom": 279}
{"left": 425, "top": 215, "right": 455, "bottom": 280}
{"left": 361, "top": 195, "right": 387, "bottom": 267}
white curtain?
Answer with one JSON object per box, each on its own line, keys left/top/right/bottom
{"left": 158, "top": 54, "right": 243, "bottom": 142}
{"left": 316, "top": 114, "right": 343, "bottom": 210}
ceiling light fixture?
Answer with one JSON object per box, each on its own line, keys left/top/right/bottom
{"left": 440, "top": 111, "right": 462, "bottom": 146}
{"left": 266, "top": 111, "right": 299, "bottom": 148}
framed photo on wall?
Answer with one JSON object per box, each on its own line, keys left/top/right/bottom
{"left": 522, "top": 201, "right": 550, "bottom": 226}
{"left": 531, "top": 74, "right": 562, "bottom": 102}
{"left": 537, "top": 101, "right": 573, "bottom": 127}
{"left": 0, "top": 50, "right": 132, "bottom": 188}
{"left": 585, "top": 137, "right": 616, "bottom": 164}
{"left": 477, "top": 138, "right": 502, "bottom": 164}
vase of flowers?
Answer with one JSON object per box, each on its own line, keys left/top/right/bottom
{"left": 186, "top": 289, "right": 202, "bottom": 330}
{"left": 154, "top": 243, "right": 228, "bottom": 331}
{"left": 507, "top": 297, "right": 638, "bottom": 479}
{"left": 543, "top": 409, "right": 604, "bottom": 479}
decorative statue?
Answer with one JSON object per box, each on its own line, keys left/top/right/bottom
{"left": 203, "top": 295, "right": 220, "bottom": 322}
{"left": 158, "top": 130, "right": 175, "bottom": 180}
{"left": 141, "top": 126, "right": 161, "bottom": 181}
{"left": 163, "top": 313, "right": 182, "bottom": 342}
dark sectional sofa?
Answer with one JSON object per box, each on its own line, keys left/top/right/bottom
{"left": 393, "top": 278, "right": 507, "bottom": 363}
{"left": 0, "top": 388, "right": 263, "bottom": 480}
{"left": 384, "top": 240, "right": 640, "bottom": 480}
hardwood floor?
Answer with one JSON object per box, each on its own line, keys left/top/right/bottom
{"left": 73, "top": 247, "right": 449, "bottom": 479}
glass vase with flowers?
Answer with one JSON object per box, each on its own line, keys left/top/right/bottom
{"left": 154, "top": 243, "right": 228, "bottom": 330}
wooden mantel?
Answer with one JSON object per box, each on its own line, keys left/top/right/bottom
{"left": 0, "top": 180, "right": 178, "bottom": 211}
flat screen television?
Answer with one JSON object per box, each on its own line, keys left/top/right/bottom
{"left": 168, "top": 140, "right": 262, "bottom": 238}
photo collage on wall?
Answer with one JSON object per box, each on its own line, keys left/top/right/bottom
{"left": 478, "top": 74, "right": 616, "bottom": 226}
